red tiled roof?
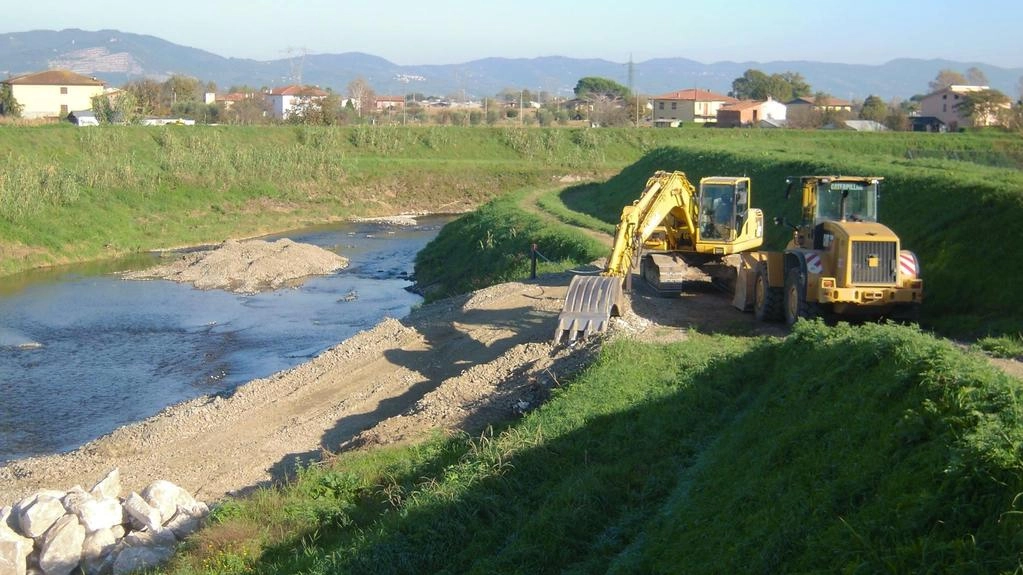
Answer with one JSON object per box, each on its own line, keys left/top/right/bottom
{"left": 217, "top": 92, "right": 250, "bottom": 102}
{"left": 788, "top": 96, "right": 851, "bottom": 107}
{"left": 5, "top": 70, "right": 105, "bottom": 86}
{"left": 268, "top": 85, "right": 328, "bottom": 97}
{"left": 653, "top": 88, "right": 737, "bottom": 103}
{"left": 375, "top": 96, "right": 405, "bottom": 102}
{"left": 719, "top": 100, "right": 763, "bottom": 112}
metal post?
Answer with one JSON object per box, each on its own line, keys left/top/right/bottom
{"left": 530, "top": 243, "right": 538, "bottom": 279}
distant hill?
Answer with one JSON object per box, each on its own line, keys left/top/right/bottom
{"left": 2, "top": 28, "right": 1021, "bottom": 101}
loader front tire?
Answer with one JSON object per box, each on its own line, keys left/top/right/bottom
{"left": 784, "top": 270, "right": 819, "bottom": 326}
{"left": 753, "top": 264, "right": 783, "bottom": 322}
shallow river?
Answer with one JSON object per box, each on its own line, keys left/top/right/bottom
{"left": 0, "top": 217, "right": 450, "bottom": 463}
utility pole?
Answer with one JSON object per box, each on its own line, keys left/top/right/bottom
{"left": 628, "top": 53, "right": 638, "bottom": 127}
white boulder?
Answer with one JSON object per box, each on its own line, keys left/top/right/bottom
{"left": 140, "top": 481, "right": 189, "bottom": 523}
{"left": 110, "top": 545, "right": 174, "bottom": 575}
{"left": 59, "top": 488, "right": 89, "bottom": 517}
{"left": 89, "top": 470, "right": 121, "bottom": 501}
{"left": 121, "top": 494, "right": 160, "bottom": 533}
{"left": 17, "top": 495, "right": 67, "bottom": 539}
{"left": 0, "top": 539, "right": 30, "bottom": 575}
{"left": 37, "top": 515, "right": 85, "bottom": 575}
{"left": 79, "top": 528, "right": 118, "bottom": 575}
{"left": 75, "top": 498, "right": 122, "bottom": 533}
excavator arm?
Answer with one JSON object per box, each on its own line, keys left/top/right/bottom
{"left": 604, "top": 171, "right": 700, "bottom": 277}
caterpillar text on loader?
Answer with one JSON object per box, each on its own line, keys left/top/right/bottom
{"left": 554, "top": 170, "right": 764, "bottom": 343}
{"left": 738, "top": 176, "right": 923, "bottom": 325}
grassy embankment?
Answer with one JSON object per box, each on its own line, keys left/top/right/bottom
{"left": 155, "top": 129, "right": 1023, "bottom": 574}
{"left": 0, "top": 124, "right": 691, "bottom": 277}
{"left": 163, "top": 322, "right": 1023, "bottom": 574}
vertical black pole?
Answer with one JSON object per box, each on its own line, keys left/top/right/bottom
{"left": 530, "top": 243, "right": 538, "bottom": 279}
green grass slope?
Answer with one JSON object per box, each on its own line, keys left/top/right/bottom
{"left": 165, "top": 323, "right": 1023, "bottom": 574}
{"left": 0, "top": 125, "right": 691, "bottom": 276}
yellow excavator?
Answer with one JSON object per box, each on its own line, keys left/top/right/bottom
{"left": 554, "top": 170, "right": 764, "bottom": 343}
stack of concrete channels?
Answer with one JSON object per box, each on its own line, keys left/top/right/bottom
{"left": 0, "top": 469, "right": 208, "bottom": 575}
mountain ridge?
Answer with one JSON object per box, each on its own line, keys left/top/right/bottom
{"left": 2, "top": 28, "right": 1021, "bottom": 101}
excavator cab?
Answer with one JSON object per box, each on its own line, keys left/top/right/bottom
{"left": 699, "top": 178, "right": 749, "bottom": 241}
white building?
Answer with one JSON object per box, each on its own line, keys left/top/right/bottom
{"left": 266, "top": 85, "right": 328, "bottom": 120}
{"left": 2, "top": 70, "right": 106, "bottom": 119}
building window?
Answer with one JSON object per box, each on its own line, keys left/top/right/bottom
{"left": 671, "top": 102, "right": 677, "bottom": 110}
{"left": 60, "top": 87, "right": 68, "bottom": 95}
{"left": 60, "top": 104, "right": 68, "bottom": 115}
{"left": 658, "top": 102, "right": 664, "bottom": 110}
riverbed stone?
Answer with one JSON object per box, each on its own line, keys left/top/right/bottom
{"left": 89, "top": 470, "right": 121, "bottom": 501}
{"left": 17, "top": 495, "right": 67, "bottom": 539}
{"left": 37, "top": 515, "right": 84, "bottom": 575}
{"left": 121, "top": 494, "right": 160, "bottom": 532}
{"left": 75, "top": 498, "right": 122, "bottom": 533}
{"left": 110, "top": 545, "right": 174, "bottom": 575}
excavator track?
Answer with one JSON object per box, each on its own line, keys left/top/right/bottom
{"left": 553, "top": 275, "right": 624, "bottom": 344}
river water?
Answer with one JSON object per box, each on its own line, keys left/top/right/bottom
{"left": 0, "top": 216, "right": 450, "bottom": 464}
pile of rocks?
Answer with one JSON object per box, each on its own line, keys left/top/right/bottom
{"left": 0, "top": 469, "right": 207, "bottom": 575}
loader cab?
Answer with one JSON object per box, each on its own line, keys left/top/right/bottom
{"left": 699, "top": 177, "right": 749, "bottom": 241}
{"left": 814, "top": 178, "right": 880, "bottom": 225}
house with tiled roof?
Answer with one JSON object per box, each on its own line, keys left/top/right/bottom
{"left": 374, "top": 96, "right": 405, "bottom": 110}
{"left": 265, "top": 85, "right": 329, "bottom": 120}
{"left": 651, "top": 89, "right": 738, "bottom": 126}
{"left": 785, "top": 95, "right": 852, "bottom": 113}
{"left": 716, "top": 97, "right": 787, "bottom": 128}
{"left": 1, "top": 70, "right": 106, "bottom": 119}
{"left": 918, "top": 85, "right": 1008, "bottom": 130}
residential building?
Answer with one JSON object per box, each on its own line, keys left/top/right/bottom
{"left": 918, "top": 85, "right": 1008, "bottom": 130}
{"left": 265, "top": 85, "right": 328, "bottom": 120}
{"left": 716, "top": 97, "right": 787, "bottom": 128}
{"left": 785, "top": 96, "right": 853, "bottom": 113}
{"left": 374, "top": 96, "right": 405, "bottom": 110}
{"left": 651, "top": 89, "right": 737, "bottom": 125}
{"left": 1, "top": 70, "right": 106, "bottom": 119}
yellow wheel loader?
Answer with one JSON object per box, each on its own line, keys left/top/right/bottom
{"left": 738, "top": 176, "right": 923, "bottom": 325}
{"left": 554, "top": 170, "right": 764, "bottom": 343}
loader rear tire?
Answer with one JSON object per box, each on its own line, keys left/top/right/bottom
{"left": 784, "top": 270, "right": 819, "bottom": 326}
{"left": 753, "top": 264, "right": 783, "bottom": 322}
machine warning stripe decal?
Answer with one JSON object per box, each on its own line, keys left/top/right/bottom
{"left": 806, "top": 252, "right": 823, "bottom": 274}
{"left": 899, "top": 252, "right": 918, "bottom": 278}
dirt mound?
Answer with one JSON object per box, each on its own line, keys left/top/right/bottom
{"left": 122, "top": 238, "right": 348, "bottom": 293}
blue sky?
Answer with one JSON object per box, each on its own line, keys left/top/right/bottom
{"left": 6, "top": 0, "right": 1022, "bottom": 68}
